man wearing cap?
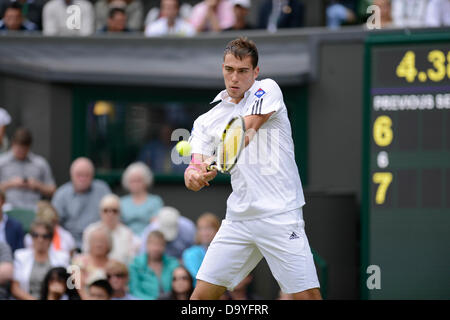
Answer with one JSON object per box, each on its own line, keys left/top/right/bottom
{"left": 224, "top": 0, "right": 253, "bottom": 31}
{"left": 140, "top": 207, "right": 196, "bottom": 259}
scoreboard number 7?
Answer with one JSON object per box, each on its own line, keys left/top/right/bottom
{"left": 373, "top": 172, "right": 393, "bottom": 205}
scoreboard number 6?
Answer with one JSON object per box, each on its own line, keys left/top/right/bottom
{"left": 373, "top": 115, "right": 393, "bottom": 147}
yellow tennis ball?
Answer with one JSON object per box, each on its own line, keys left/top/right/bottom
{"left": 176, "top": 141, "right": 191, "bottom": 156}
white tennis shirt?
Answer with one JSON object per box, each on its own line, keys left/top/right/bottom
{"left": 189, "top": 78, "right": 305, "bottom": 220}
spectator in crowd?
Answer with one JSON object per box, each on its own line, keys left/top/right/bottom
{"left": 159, "top": 266, "right": 193, "bottom": 300}
{"left": 129, "top": 230, "right": 179, "bottom": 300}
{"left": 140, "top": 206, "right": 196, "bottom": 260}
{"left": 120, "top": 162, "right": 163, "bottom": 237}
{"left": 326, "top": 0, "right": 357, "bottom": 29}
{"left": 52, "top": 157, "right": 111, "bottom": 249}
{"left": 99, "top": 7, "right": 130, "bottom": 32}
{"left": 24, "top": 201, "right": 76, "bottom": 257}
{"left": 106, "top": 260, "right": 138, "bottom": 300}
{"left": 82, "top": 194, "right": 137, "bottom": 265}
{"left": 0, "top": 0, "right": 45, "bottom": 29}
{"left": 0, "top": 128, "right": 56, "bottom": 211}
{"left": 40, "top": 267, "right": 81, "bottom": 300}
{"left": 11, "top": 220, "right": 70, "bottom": 300}
{"left": 182, "top": 212, "right": 220, "bottom": 280}
{"left": 95, "top": 0, "right": 143, "bottom": 31}
{"left": 72, "top": 226, "right": 116, "bottom": 289}
{"left": 144, "top": 0, "right": 193, "bottom": 27}
{"left": 88, "top": 279, "right": 113, "bottom": 300}
{"left": 0, "top": 108, "right": 11, "bottom": 154}
{"left": 189, "top": 0, "right": 235, "bottom": 32}
{"left": 425, "top": 0, "right": 450, "bottom": 26}
{"left": 0, "top": 242, "right": 13, "bottom": 300}
{"left": 223, "top": 0, "right": 253, "bottom": 31}
{"left": 258, "top": 0, "right": 305, "bottom": 32}
{"left": 391, "top": 0, "right": 428, "bottom": 28}
{"left": 0, "top": 2, "right": 37, "bottom": 31}
{"left": 42, "top": 0, "right": 95, "bottom": 36}
{"left": 145, "top": 0, "right": 195, "bottom": 37}
{"left": 0, "top": 190, "right": 24, "bottom": 253}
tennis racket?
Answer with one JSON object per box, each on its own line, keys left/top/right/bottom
{"left": 207, "top": 116, "right": 246, "bottom": 174}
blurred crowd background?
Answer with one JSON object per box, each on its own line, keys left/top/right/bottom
{"left": 0, "top": 0, "right": 449, "bottom": 34}
{"left": 0, "top": 112, "right": 295, "bottom": 299}
{"left": 0, "top": 122, "right": 274, "bottom": 300}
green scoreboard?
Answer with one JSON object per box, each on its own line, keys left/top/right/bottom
{"left": 362, "top": 32, "right": 450, "bottom": 299}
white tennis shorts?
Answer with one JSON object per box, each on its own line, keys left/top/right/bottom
{"left": 196, "top": 208, "right": 320, "bottom": 294}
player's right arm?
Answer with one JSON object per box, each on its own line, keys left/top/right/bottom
{"left": 184, "top": 153, "right": 217, "bottom": 192}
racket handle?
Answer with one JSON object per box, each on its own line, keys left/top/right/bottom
{"left": 207, "top": 161, "right": 217, "bottom": 172}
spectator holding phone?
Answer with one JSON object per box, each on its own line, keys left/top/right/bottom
{"left": 0, "top": 128, "right": 56, "bottom": 211}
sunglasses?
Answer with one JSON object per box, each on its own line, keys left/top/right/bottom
{"left": 173, "top": 275, "right": 190, "bottom": 281}
{"left": 107, "top": 273, "right": 126, "bottom": 279}
{"left": 31, "top": 232, "right": 52, "bottom": 240}
{"left": 102, "top": 208, "right": 119, "bottom": 214}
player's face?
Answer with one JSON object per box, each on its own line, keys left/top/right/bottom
{"left": 223, "top": 54, "right": 259, "bottom": 104}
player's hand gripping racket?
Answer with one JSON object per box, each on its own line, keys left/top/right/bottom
{"left": 207, "top": 116, "right": 245, "bottom": 174}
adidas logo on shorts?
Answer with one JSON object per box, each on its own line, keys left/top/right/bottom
{"left": 289, "top": 232, "right": 299, "bottom": 240}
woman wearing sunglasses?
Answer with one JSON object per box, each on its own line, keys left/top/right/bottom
{"left": 82, "top": 194, "right": 138, "bottom": 265}
{"left": 10, "top": 220, "right": 70, "bottom": 300}
{"left": 105, "top": 260, "right": 138, "bottom": 300}
{"left": 159, "top": 266, "right": 194, "bottom": 300}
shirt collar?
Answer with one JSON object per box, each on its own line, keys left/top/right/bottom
{"left": 7, "top": 150, "right": 32, "bottom": 162}
{"left": 210, "top": 80, "right": 260, "bottom": 104}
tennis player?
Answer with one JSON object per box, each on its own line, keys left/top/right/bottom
{"left": 184, "top": 37, "right": 321, "bottom": 300}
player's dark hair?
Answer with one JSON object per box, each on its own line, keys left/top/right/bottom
{"left": 89, "top": 279, "right": 113, "bottom": 298}
{"left": 224, "top": 37, "right": 258, "bottom": 69}
{"left": 109, "top": 7, "right": 126, "bottom": 19}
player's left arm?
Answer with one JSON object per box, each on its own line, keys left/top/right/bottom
{"left": 244, "top": 112, "right": 275, "bottom": 147}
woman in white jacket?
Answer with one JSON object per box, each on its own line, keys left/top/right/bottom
{"left": 11, "top": 220, "right": 69, "bottom": 300}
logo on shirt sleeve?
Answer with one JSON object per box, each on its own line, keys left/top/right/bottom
{"left": 255, "top": 88, "right": 266, "bottom": 98}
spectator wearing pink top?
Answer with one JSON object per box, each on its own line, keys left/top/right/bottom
{"left": 189, "top": 0, "right": 235, "bottom": 32}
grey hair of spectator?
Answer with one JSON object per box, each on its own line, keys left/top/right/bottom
{"left": 99, "top": 193, "right": 121, "bottom": 211}
{"left": 121, "top": 162, "right": 154, "bottom": 191}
